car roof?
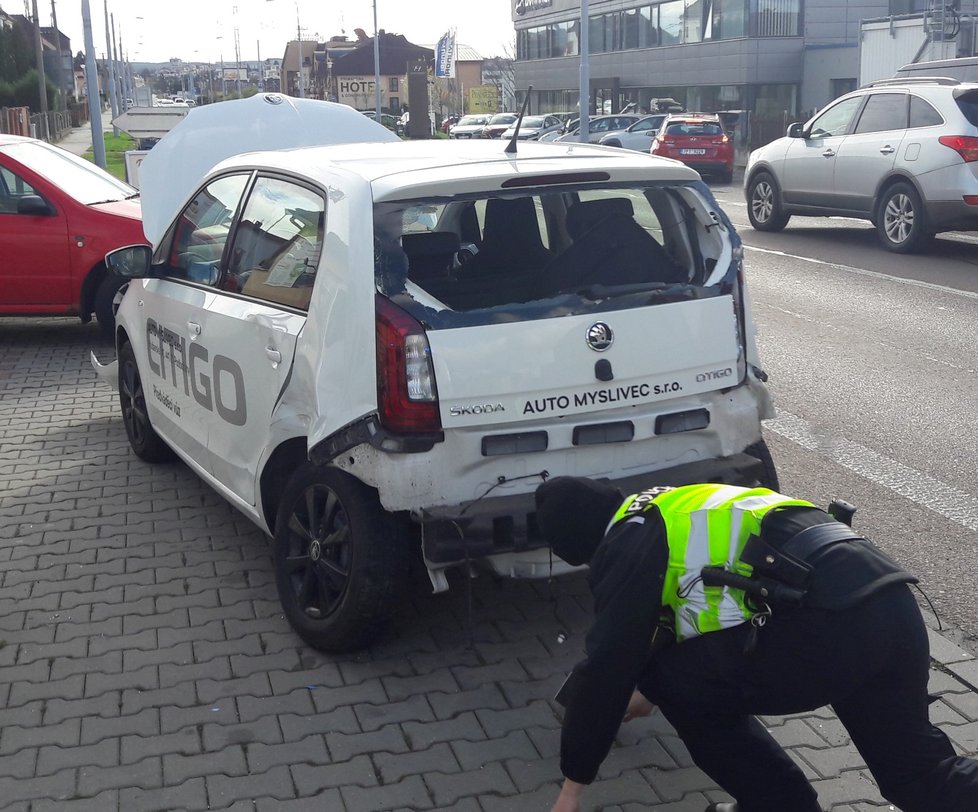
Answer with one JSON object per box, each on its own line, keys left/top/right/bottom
{"left": 212, "top": 139, "right": 701, "bottom": 200}
{"left": 0, "top": 134, "right": 39, "bottom": 147}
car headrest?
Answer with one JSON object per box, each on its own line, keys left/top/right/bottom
{"left": 400, "top": 231, "right": 461, "bottom": 257}
{"left": 566, "top": 198, "right": 635, "bottom": 240}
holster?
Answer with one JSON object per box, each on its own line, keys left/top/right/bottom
{"left": 740, "top": 521, "right": 866, "bottom": 592}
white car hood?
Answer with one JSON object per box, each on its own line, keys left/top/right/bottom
{"left": 137, "top": 93, "right": 399, "bottom": 246}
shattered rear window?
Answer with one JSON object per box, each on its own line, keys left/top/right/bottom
{"left": 374, "top": 182, "right": 735, "bottom": 329}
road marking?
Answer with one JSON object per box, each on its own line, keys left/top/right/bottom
{"left": 768, "top": 410, "right": 978, "bottom": 533}
{"left": 745, "top": 245, "right": 978, "bottom": 301}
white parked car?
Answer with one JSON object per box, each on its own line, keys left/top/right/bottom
{"left": 746, "top": 77, "right": 978, "bottom": 252}
{"left": 598, "top": 114, "right": 667, "bottom": 151}
{"left": 95, "top": 94, "right": 778, "bottom": 652}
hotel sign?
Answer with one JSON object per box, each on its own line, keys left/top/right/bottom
{"left": 515, "top": 0, "right": 553, "bottom": 15}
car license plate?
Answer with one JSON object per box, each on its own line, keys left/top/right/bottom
{"left": 680, "top": 148, "right": 706, "bottom": 155}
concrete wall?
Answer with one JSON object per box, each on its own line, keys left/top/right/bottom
{"left": 801, "top": 43, "right": 858, "bottom": 113}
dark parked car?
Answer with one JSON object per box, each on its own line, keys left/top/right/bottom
{"left": 481, "top": 113, "right": 518, "bottom": 139}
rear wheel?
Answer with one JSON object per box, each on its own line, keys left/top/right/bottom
{"left": 875, "top": 182, "right": 932, "bottom": 254}
{"left": 746, "top": 439, "right": 780, "bottom": 492}
{"left": 747, "top": 171, "right": 790, "bottom": 232}
{"left": 273, "top": 465, "right": 409, "bottom": 652}
{"left": 119, "top": 341, "right": 175, "bottom": 462}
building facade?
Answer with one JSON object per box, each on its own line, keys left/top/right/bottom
{"left": 511, "top": 0, "right": 913, "bottom": 124}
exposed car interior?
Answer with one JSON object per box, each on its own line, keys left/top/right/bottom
{"left": 375, "top": 183, "right": 730, "bottom": 325}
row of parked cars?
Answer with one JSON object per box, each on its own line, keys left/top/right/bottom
{"left": 464, "top": 109, "right": 738, "bottom": 184}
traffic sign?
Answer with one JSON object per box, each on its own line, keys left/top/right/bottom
{"left": 111, "top": 107, "right": 190, "bottom": 139}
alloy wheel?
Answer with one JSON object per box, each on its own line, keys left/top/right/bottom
{"left": 883, "top": 193, "right": 914, "bottom": 245}
{"left": 751, "top": 181, "right": 775, "bottom": 223}
{"left": 282, "top": 484, "right": 352, "bottom": 620}
{"left": 120, "top": 359, "right": 149, "bottom": 447}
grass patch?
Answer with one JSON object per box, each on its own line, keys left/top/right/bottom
{"left": 84, "top": 132, "right": 137, "bottom": 182}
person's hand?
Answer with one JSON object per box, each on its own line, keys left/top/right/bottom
{"left": 550, "top": 778, "right": 584, "bottom": 812}
{"left": 622, "top": 688, "right": 656, "bottom": 722}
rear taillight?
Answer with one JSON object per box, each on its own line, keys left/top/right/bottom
{"left": 938, "top": 135, "right": 978, "bottom": 162}
{"left": 712, "top": 134, "right": 729, "bottom": 145}
{"left": 375, "top": 296, "right": 441, "bottom": 434}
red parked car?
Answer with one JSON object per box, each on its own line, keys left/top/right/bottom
{"left": 650, "top": 114, "right": 734, "bottom": 183}
{"left": 0, "top": 134, "right": 147, "bottom": 336}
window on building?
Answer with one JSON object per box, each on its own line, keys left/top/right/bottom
{"left": 589, "top": 14, "right": 607, "bottom": 52}
{"left": 752, "top": 0, "right": 801, "bottom": 37}
{"left": 831, "top": 78, "right": 857, "bottom": 99}
{"left": 640, "top": 6, "right": 659, "bottom": 46}
{"left": 389, "top": 77, "right": 398, "bottom": 92}
{"left": 714, "top": 0, "right": 747, "bottom": 38}
{"left": 659, "top": 0, "right": 684, "bottom": 45}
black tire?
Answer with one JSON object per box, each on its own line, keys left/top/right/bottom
{"left": 273, "top": 465, "right": 409, "bottom": 652}
{"left": 875, "top": 182, "right": 932, "bottom": 254}
{"left": 747, "top": 171, "right": 790, "bottom": 232}
{"left": 118, "top": 342, "right": 175, "bottom": 463}
{"left": 94, "top": 273, "right": 128, "bottom": 340}
{"left": 746, "top": 439, "right": 780, "bottom": 492}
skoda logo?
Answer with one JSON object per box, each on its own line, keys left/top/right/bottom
{"left": 586, "top": 321, "right": 614, "bottom": 352}
{"left": 263, "top": 93, "right": 284, "bottom": 105}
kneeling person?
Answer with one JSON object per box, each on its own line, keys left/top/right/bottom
{"left": 535, "top": 477, "right": 978, "bottom": 812}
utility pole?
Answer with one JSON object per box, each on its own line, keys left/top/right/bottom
{"left": 103, "top": 0, "right": 119, "bottom": 129}
{"left": 50, "top": 0, "right": 66, "bottom": 111}
{"left": 296, "top": 7, "right": 304, "bottom": 99}
{"left": 579, "top": 0, "right": 589, "bottom": 143}
{"left": 372, "top": 0, "right": 381, "bottom": 117}
{"left": 81, "top": 0, "right": 106, "bottom": 167}
{"left": 31, "top": 0, "right": 49, "bottom": 139}
{"left": 257, "top": 40, "right": 262, "bottom": 92}
{"left": 234, "top": 26, "right": 241, "bottom": 97}
{"left": 111, "top": 12, "right": 120, "bottom": 133}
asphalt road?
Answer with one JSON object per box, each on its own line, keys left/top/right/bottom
{"left": 709, "top": 180, "right": 978, "bottom": 652}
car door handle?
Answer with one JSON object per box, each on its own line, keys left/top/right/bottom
{"left": 879, "top": 145, "right": 895, "bottom": 155}
{"left": 188, "top": 321, "right": 201, "bottom": 337}
{"left": 265, "top": 346, "right": 282, "bottom": 364}
{"left": 822, "top": 149, "right": 836, "bottom": 158}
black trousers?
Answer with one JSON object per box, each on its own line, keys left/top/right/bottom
{"left": 637, "top": 585, "right": 978, "bottom": 812}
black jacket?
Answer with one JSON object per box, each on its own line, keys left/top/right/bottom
{"left": 558, "top": 503, "right": 915, "bottom": 785}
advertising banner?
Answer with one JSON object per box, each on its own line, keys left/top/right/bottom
{"left": 435, "top": 29, "right": 456, "bottom": 78}
{"left": 468, "top": 85, "right": 499, "bottom": 113}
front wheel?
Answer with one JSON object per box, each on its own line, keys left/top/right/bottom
{"left": 273, "top": 465, "right": 409, "bottom": 652}
{"left": 94, "top": 273, "right": 128, "bottom": 340}
{"left": 746, "top": 439, "right": 780, "bottom": 492}
{"left": 875, "top": 182, "right": 932, "bottom": 254}
{"left": 119, "top": 342, "right": 175, "bottom": 463}
{"left": 747, "top": 172, "right": 790, "bottom": 232}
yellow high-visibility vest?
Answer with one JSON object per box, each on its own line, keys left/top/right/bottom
{"left": 610, "top": 484, "right": 814, "bottom": 641}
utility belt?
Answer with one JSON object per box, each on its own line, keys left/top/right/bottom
{"left": 701, "top": 500, "right": 863, "bottom": 609}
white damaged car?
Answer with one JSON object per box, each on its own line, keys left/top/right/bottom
{"left": 96, "top": 93, "right": 779, "bottom": 651}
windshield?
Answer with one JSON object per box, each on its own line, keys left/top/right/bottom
{"left": 458, "top": 116, "right": 488, "bottom": 126}
{"left": 520, "top": 116, "right": 547, "bottom": 128}
{"left": 489, "top": 114, "right": 517, "bottom": 125}
{"left": 666, "top": 122, "right": 723, "bottom": 136}
{"left": 3, "top": 141, "right": 135, "bottom": 204}
{"left": 374, "top": 181, "right": 735, "bottom": 329}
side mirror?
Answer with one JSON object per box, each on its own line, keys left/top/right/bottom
{"left": 105, "top": 244, "right": 153, "bottom": 278}
{"left": 786, "top": 122, "right": 806, "bottom": 139}
{"left": 17, "top": 195, "right": 53, "bottom": 216}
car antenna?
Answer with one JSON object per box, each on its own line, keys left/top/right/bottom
{"left": 504, "top": 85, "right": 533, "bottom": 155}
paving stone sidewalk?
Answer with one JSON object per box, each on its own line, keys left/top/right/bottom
{"left": 2, "top": 318, "right": 977, "bottom": 811}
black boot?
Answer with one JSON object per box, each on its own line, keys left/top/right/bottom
{"left": 704, "top": 804, "right": 738, "bottom": 812}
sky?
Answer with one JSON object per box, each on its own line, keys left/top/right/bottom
{"left": 44, "top": 0, "right": 517, "bottom": 64}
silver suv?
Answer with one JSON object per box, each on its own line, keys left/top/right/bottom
{"left": 745, "top": 77, "right": 978, "bottom": 252}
